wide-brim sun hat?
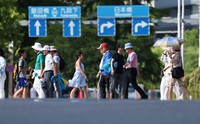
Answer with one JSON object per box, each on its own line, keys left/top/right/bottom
{"left": 50, "top": 46, "right": 57, "bottom": 51}
{"left": 31, "top": 42, "right": 43, "bottom": 51}
{"left": 97, "top": 43, "right": 108, "bottom": 49}
{"left": 124, "top": 43, "right": 133, "bottom": 49}
{"left": 42, "top": 45, "right": 50, "bottom": 51}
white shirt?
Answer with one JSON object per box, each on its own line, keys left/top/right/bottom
{"left": 44, "top": 53, "right": 54, "bottom": 72}
{"left": 53, "top": 53, "right": 60, "bottom": 65}
{"left": 0, "top": 56, "right": 6, "bottom": 78}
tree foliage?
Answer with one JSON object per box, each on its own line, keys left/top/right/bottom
{"left": 184, "top": 29, "right": 199, "bottom": 73}
{"left": 183, "top": 67, "right": 200, "bottom": 100}
{"left": 0, "top": 0, "right": 180, "bottom": 89}
{"left": 0, "top": 0, "right": 25, "bottom": 61}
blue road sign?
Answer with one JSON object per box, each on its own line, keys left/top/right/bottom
{"left": 29, "top": 19, "right": 47, "bottom": 37}
{"left": 63, "top": 19, "right": 81, "bottom": 37}
{"left": 29, "top": 6, "right": 81, "bottom": 19}
{"left": 97, "top": 5, "right": 149, "bottom": 18}
{"left": 98, "top": 18, "right": 115, "bottom": 36}
{"left": 132, "top": 18, "right": 150, "bottom": 36}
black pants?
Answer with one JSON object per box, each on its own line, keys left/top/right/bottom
{"left": 124, "top": 68, "right": 147, "bottom": 99}
{"left": 99, "top": 76, "right": 110, "bottom": 99}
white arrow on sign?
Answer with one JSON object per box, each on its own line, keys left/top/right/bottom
{"left": 34, "top": 20, "right": 41, "bottom": 36}
{"left": 134, "top": 21, "right": 148, "bottom": 33}
{"left": 100, "top": 21, "right": 114, "bottom": 33}
{"left": 68, "top": 20, "right": 75, "bottom": 36}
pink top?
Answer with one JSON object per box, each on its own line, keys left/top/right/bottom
{"left": 124, "top": 51, "right": 138, "bottom": 69}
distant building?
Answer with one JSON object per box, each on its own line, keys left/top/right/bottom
{"left": 141, "top": 0, "right": 199, "bottom": 38}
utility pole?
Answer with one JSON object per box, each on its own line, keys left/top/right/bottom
{"left": 181, "top": 0, "right": 184, "bottom": 69}
{"left": 177, "top": 0, "right": 181, "bottom": 38}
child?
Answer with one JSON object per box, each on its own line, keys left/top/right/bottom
{"left": 13, "top": 49, "right": 32, "bottom": 98}
{"left": 69, "top": 51, "right": 88, "bottom": 99}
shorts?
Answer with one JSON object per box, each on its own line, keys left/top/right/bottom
{"left": 18, "top": 78, "right": 27, "bottom": 88}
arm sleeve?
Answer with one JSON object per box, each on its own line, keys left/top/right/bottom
{"left": 39, "top": 54, "right": 45, "bottom": 66}
{"left": 18, "top": 59, "right": 24, "bottom": 67}
{"left": 53, "top": 56, "right": 60, "bottom": 64}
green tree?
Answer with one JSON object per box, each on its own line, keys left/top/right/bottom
{"left": 15, "top": 0, "right": 168, "bottom": 88}
{"left": 0, "top": 0, "right": 25, "bottom": 61}
{"left": 184, "top": 29, "right": 199, "bottom": 73}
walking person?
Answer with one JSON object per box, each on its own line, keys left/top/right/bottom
{"left": 96, "top": 43, "right": 112, "bottom": 99}
{"left": 123, "top": 43, "right": 148, "bottom": 99}
{"left": 0, "top": 48, "right": 6, "bottom": 99}
{"left": 160, "top": 48, "right": 183, "bottom": 100}
{"left": 40, "top": 45, "right": 54, "bottom": 98}
{"left": 168, "top": 46, "right": 192, "bottom": 100}
{"left": 31, "top": 42, "right": 45, "bottom": 98}
{"left": 160, "top": 48, "right": 171, "bottom": 100}
{"left": 50, "top": 46, "right": 62, "bottom": 98}
{"left": 110, "top": 44, "right": 125, "bottom": 99}
{"left": 69, "top": 51, "right": 88, "bottom": 99}
{"left": 13, "top": 49, "right": 32, "bottom": 98}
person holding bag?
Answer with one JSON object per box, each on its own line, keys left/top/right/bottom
{"left": 168, "top": 46, "right": 192, "bottom": 100}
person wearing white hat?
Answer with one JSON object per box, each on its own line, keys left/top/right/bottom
{"left": 123, "top": 43, "right": 148, "bottom": 99}
{"left": 49, "top": 46, "right": 62, "bottom": 98}
{"left": 40, "top": 45, "right": 54, "bottom": 98}
{"left": 31, "top": 42, "right": 45, "bottom": 98}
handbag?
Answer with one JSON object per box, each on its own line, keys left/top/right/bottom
{"left": 172, "top": 66, "right": 184, "bottom": 79}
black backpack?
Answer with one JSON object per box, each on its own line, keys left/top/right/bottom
{"left": 58, "top": 55, "right": 65, "bottom": 72}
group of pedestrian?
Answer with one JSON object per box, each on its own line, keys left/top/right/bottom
{"left": 96, "top": 42, "right": 148, "bottom": 99}
{"left": 3, "top": 41, "right": 190, "bottom": 100}
{"left": 160, "top": 45, "right": 192, "bottom": 100}
{"left": 13, "top": 43, "right": 62, "bottom": 99}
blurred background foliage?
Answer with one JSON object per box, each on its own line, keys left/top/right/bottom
{"left": 0, "top": 0, "right": 199, "bottom": 99}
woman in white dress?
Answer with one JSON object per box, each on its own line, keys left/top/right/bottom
{"left": 0, "top": 48, "right": 6, "bottom": 99}
{"left": 160, "top": 49, "right": 171, "bottom": 100}
{"left": 160, "top": 48, "right": 182, "bottom": 100}
{"left": 70, "top": 51, "right": 88, "bottom": 99}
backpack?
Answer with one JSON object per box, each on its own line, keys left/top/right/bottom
{"left": 58, "top": 55, "right": 65, "bottom": 72}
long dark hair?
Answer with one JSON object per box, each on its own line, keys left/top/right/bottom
{"left": 0, "top": 48, "right": 4, "bottom": 57}
{"left": 76, "top": 51, "right": 83, "bottom": 61}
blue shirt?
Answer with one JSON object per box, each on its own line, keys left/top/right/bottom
{"left": 100, "top": 51, "right": 112, "bottom": 77}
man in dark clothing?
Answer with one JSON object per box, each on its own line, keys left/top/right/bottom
{"left": 110, "top": 44, "right": 125, "bottom": 99}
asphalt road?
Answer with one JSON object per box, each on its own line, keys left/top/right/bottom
{"left": 0, "top": 99, "right": 200, "bottom": 124}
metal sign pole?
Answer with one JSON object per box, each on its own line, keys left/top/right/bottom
{"left": 181, "top": 0, "right": 184, "bottom": 69}
{"left": 177, "top": 0, "right": 181, "bottom": 38}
